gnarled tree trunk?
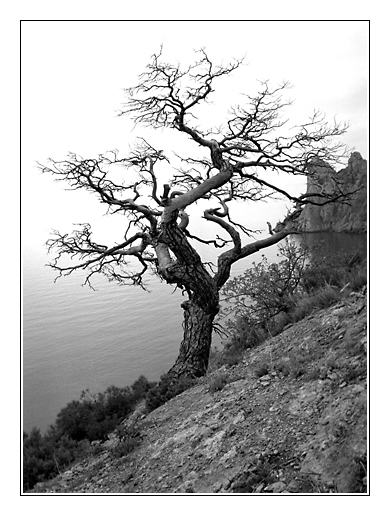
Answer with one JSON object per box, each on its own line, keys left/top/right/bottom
{"left": 155, "top": 217, "right": 222, "bottom": 379}
{"left": 168, "top": 298, "right": 219, "bottom": 378}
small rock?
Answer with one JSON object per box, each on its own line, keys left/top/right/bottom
{"left": 219, "top": 446, "right": 238, "bottom": 464}
{"left": 177, "top": 480, "right": 195, "bottom": 493}
{"left": 212, "top": 482, "right": 224, "bottom": 493}
{"left": 254, "top": 483, "right": 265, "bottom": 493}
{"left": 286, "top": 480, "right": 300, "bottom": 492}
{"left": 260, "top": 374, "right": 272, "bottom": 381}
{"left": 186, "top": 471, "right": 199, "bottom": 481}
{"left": 264, "top": 481, "right": 286, "bottom": 493}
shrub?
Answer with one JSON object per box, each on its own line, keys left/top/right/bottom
{"left": 254, "top": 364, "right": 269, "bottom": 378}
{"left": 220, "top": 242, "right": 367, "bottom": 353}
{"left": 208, "top": 372, "right": 230, "bottom": 393}
{"left": 111, "top": 424, "right": 143, "bottom": 459}
{"left": 131, "top": 375, "right": 156, "bottom": 400}
{"left": 54, "top": 376, "right": 156, "bottom": 443}
{"left": 23, "top": 374, "right": 156, "bottom": 491}
{"left": 223, "top": 347, "right": 244, "bottom": 367}
{"left": 230, "top": 456, "right": 278, "bottom": 492}
{"left": 349, "top": 456, "right": 367, "bottom": 493}
{"left": 301, "top": 248, "right": 366, "bottom": 293}
{"left": 221, "top": 239, "right": 308, "bottom": 325}
{"left": 288, "top": 284, "right": 340, "bottom": 323}
{"left": 23, "top": 426, "right": 87, "bottom": 491}
{"left": 348, "top": 264, "right": 367, "bottom": 292}
{"left": 219, "top": 239, "right": 310, "bottom": 348}
{"left": 145, "top": 374, "right": 196, "bottom": 412}
{"left": 55, "top": 388, "right": 132, "bottom": 442}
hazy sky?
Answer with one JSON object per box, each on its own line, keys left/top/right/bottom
{"left": 22, "top": 20, "right": 368, "bottom": 257}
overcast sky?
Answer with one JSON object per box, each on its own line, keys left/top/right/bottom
{"left": 21, "top": 20, "right": 368, "bottom": 259}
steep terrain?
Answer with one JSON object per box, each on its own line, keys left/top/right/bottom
{"left": 30, "top": 290, "right": 367, "bottom": 494}
{"left": 296, "top": 152, "right": 367, "bottom": 233}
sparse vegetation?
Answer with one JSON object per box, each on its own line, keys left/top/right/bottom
{"left": 111, "top": 423, "right": 143, "bottom": 459}
{"left": 23, "top": 375, "right": 155, "bottom": 491}
{"left": 54, "top": 378, "right": 155, "bottom": 442}
{"left": 23, "top": 426, "right": 90, "bottom": 492}
{"left": 210, "top": 239, "right": 366, "bottom": 370}
{"left": 253, "top": 364, "right": 269, "bottom": 378}
{"left": 145, "top": 373, "right": 196, "bottom": 412}
{"left": 24, "top": 238, "right": 367, "bottom": 493}
{"left": 229, "top": 453, "right": 281, "bottom": 493}
{"left": 208, "top": 371, "right": 231, "bottom": 393}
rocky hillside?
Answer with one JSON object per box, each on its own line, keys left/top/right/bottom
{"left": 30, "top": 290, "right": 367, "bottom": 494}
{"left": 296, "top": 152, "right": 367, "bottom": 233}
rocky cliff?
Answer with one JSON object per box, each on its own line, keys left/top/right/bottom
{"left": 30, "top": 291, "right": 367, "bottom": 494}
{"left": 296, "top": 152, "right": 367, "bottom": 233}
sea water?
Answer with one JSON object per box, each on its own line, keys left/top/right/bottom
{"left": 23, "top": 233, "right": 366, "bottom": 432}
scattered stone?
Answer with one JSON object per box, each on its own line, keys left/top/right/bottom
{"left": 264, "top": 481, "right": 287, "bottom": 493}
{"left": 254, "top": 483, "right": 265, "bottom": 493}
{"left": 28, "top": 293, "right": 366, "bottom": 495}
{"left": 219, "top": 446, "right": 238, "bottom": 464}
{"left": 260, "top": 374, "right": 271, "bottom": 381}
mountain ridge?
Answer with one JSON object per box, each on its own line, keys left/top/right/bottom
{"left": 295, "top": 152, "right": 367, "bottom": 233}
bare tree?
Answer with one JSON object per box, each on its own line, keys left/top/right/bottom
{"left": 41, "top": 48, "right": 352, "bottom": 380}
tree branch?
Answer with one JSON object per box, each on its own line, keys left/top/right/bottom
{"left": 42, "top": 48, "right": 357, "bottom": 299}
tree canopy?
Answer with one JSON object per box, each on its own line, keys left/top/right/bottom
{"left": 41, "top": 48, "right": 352, "bottom": 378}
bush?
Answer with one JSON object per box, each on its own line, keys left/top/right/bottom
{"left": 23, "top": 375, "right": 156, "bottom": 491}
{"left": 301, "top": 248, "right": 366, "bottom": 293}
{"left": 208, "top": 372, "right": 230, "bottom": 393}
{"left": 131, "top": 375, "right": 156, "bottom": 399}
{"left": 54, "top": 387, "right": 135, "bottom": 442}
{"left": 54, "top": 376, "right": 156, "bottom": 443}
{"left": 111, "top": 423, "right": 143, "bottom": 459}
{"left": 223, "top": 347, "right": 245, "bottom": 367}
{"left": 145, "top": 374, "right": 195, "bottom": 412}
{"left": 254, "top": 364, "right": 269, "bottom": 378}
{"left": 289, "top": 284, "right": 340, "bottom": 323}
{"left": 220, "top": 239, "right": 310, "bottom": 348}
{"left": 23, "top": 426, "right": 88, "bottom": 491}
{"left": 218, "top": 241, "right": 367, "bottom": 358}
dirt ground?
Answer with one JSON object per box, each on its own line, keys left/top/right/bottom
{"left": 31, "top": 291, "right": 367, "bottom": 494}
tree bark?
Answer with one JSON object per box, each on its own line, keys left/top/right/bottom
{"left": 168, "top": 298, "right": 219, "bottom": 379}
{"left": 154, "top": 218, "right": 221, "bottom": 379}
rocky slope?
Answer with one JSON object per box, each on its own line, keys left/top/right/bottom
{"left": 296, "top": 152, "right": 367, "bottom": 233}
{"left": 30, "top": 291, "right": 367, "bottom": 494}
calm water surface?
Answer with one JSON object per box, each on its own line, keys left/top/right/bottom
{"left": 23, "top": 233, "right": 366, "bottom": 432}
